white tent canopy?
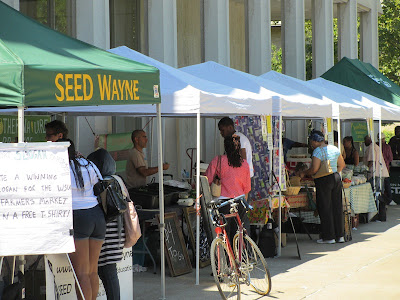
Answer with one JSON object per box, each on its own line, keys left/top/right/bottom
{"left": 180, "top": 61, "right": 334, "bottom": 118}
{"left": 309, "top": 78, "right": 400, "bottom": 122}
{"left": 8, "top": 47, "right": 271, "bottom": 117}
{"left": 260, "top": 71, "right": 372, "bottom": 120}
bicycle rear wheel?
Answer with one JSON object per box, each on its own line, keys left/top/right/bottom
{"left": 211, "top": 237, "right": 241, "bottom": 299}
{"left": 233, "top": 234, "right": 271, "bottom": 295}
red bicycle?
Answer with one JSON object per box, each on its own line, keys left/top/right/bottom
{"left": 208, "top": 195, "right": 271, "bottom": 299}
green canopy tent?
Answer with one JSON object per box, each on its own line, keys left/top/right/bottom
{"left": 321, "top": 57, "right": 400, "bottom": 107}
{"left": 0, "top": 2, "right": 168, "bottom": 298}
{"left": 0, "top": 1, "right": 160, "bottom": 108}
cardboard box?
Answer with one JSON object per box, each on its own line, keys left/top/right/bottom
{"left": 285, "top": 193, "right": 315, "bottom": 208}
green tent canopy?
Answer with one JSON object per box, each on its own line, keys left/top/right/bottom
{"left": 321, "top": 57, "right": 400, "bottom": 107}
{"left": 0, "top": 2, "right": 160, "bottom": 108}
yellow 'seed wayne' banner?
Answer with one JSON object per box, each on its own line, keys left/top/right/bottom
{"left": 0, "top": 142, "right": 74, "bottom": 256}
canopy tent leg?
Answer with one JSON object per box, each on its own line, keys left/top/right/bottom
{"left": 277, "top": 114, "right": 282, "bottom": 257}
{"left": 156, "top": 104, "right": 166, "bottom": 300}
{"left": 378, "top": 119, "right": 382, "bottom": 192}
{"left": 195, "top": 112, "right": 200, "bottom": 285}
{"left": 66, "top": 254, "right": 86, "bottom": 300}
{"left": 17, "top": 107, "right": 25, "bottom": 275}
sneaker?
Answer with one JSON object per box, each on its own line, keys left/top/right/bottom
{"left": 337, "top": 237, "right": 345, "bottom": 243}
{"left": 389, "top": 200, "right": 397, "bottom": 206}
{"left": 317, "top": 239, "right": 336, "bottom": 244}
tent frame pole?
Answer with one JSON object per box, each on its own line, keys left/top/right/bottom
{"left": 156, "top": 104, "right": 166, "bottom": 300}
{"left": 195, "top": 112, "right": 200, "bottom": 285}
{"left": 277, "top": 114, "right": 282, "bottom": 257}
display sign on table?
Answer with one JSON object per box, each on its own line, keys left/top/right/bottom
{"left": 45, "top": 248, "right": 133, "bottom": 299}
{"left": 0, "top": 115, "right": 51, "bottom": 143}
{"left": 0, "top": 142, "right": 74, "bottom": 256}
{"left": 351, "top": 122, "right": 368, "bottom": 142}
{"left": 98, "top": 132, "right": 133, "bottom": 173}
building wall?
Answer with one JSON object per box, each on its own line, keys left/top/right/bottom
{"left": 229, "top": 0, "right": 246, "bottom": 72}
{"left": 177, "top": 0, "right": 202, "bottom": 67}
{"left": 4, "top": 0, "right": 383, "bottom": 181}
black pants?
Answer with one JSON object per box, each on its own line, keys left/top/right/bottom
{"left": 98, "top": 263, "right": 120, "bottom": 300}
{"left": 219, "top": 201, "right": 250, "bottom": 247}
{"left": 384, "top": 177, "right": 392, "bottom": 204}
{"left": 314, "top": 173, "right": 344, "bottom": 240}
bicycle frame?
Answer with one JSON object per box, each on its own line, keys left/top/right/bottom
{"left": 213, "top": 202, "right": 244, "bottom": 276}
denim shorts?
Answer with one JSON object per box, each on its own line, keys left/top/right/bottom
{"left": 73, "top": 205, "right": 106, "bottom": 240}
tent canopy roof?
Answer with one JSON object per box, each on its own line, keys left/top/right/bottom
{"left": 311, "top": 77, "right": 400, "bottom": 121}
{"left": 181, "top": 61, "right": 334, "bottom": 118}
{"left": 321, "top": 57, "right": 400, "bottom": 107}
{"left": 0, "top": 2, "right": 160, "bottom": 108}
{"left": 260, "top": 71, "right": 371, "bottom": 120}
{"left": 6, "top": 46, "right": 271, "bottom": 117}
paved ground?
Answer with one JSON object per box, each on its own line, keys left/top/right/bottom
{"left": 132, "top": 205, "right": 400, "bottom": 299}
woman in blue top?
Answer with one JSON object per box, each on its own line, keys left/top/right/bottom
{"left": 300, "top": 130, "right": 345, "bottom": 244}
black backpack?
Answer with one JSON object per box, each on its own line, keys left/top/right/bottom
{"left": 93, "top": 174, "right": 129, "bottom": 223}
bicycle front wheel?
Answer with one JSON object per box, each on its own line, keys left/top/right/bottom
{"left": 233, "top": 234, "right": 271, "bottom": 295}
{"left": 211, "top": 237, "right": 241, "bottom": 299}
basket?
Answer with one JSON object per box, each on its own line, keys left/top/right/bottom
{"left": 284, "top": 169, "right": 301, "bottom": 195}
{"left": 283, "top": 186, "right": 301, "bottom": 196}
{"left": 342, "top": 182, "right": 351, "bottom": 189}
{"left": 289, "top": 176, "right": 301, "bottom": 187}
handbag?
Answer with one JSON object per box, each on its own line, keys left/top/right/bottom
{"left": 313, "top": 147, "right": 334, "bottom": 179}
{"left": 123, "top": 200, "right": 142, "bottom": 248}
{"left": 92, "top": 164, "right": 129, "bottom": 223}
{"left": 210, "top": 155, "right": 222, "bottom": 197}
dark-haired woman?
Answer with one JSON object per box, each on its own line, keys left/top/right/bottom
{"left": 300, "top": 130, "right": 345, "bottom": 244}
{"left": 88, "top": 148, "right": 125, "bottom": 300}
{"left": 205, "top": 134, "right": 251, "bottom": 242}
{"left": 59, "top": 139, "right": 106, "bottom": 300}
{"left": 343, "top": 136, "right": 359, "bottom": 166}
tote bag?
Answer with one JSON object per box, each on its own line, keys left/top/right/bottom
{"left": 210, "top": 155, "right": 222, "bottom": 197}
{"left": 312, "top": 147, "right": 334, "bottom": 179}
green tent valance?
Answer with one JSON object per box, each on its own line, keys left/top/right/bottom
{"left": 0, "top": 2, "right": 160, "bottom": 108}
{"left": 321, "top": 57, "right": 400, "bottom": 107}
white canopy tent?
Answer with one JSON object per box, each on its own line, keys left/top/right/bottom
{"left": 309, "top": 77, "right": 400, "bottom": 122}
{"left": 260, "top": 71, "right": 373, "bottom": 120}
{"left": 180, "top": 61, "right": 371, "bottom": 257}
{"left": 7, "top": 47, "right": 274, "bottom": 295}
{"left": 181, "top": 61, "right": 335, "bottom": 119}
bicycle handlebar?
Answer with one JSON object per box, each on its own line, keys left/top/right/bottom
{"left": 208, "top": 195, "right": 253, "bottom": 211}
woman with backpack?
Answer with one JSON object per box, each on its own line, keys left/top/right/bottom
{"left": 58, "top": 139, "right": 106, "bottom": 300}
{"left": 88, "top": 148, "right": 125, "bottom": 300}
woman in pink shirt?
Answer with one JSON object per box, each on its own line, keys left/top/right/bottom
{"left": 205, "top": 135, "right": 251, "bottom": 241}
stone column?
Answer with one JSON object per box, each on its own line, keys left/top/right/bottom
{"left": 148, "top": 0, "right": 178, "bottom": 67}
{"left": 2, "top": 0, "right": 19, "bottom": 10}
{"left": 312, "top": 0, "right": 334, "bottom": 78}
{"left": 204, "top": 0, "right": 230, "bottom": 66}
{"left": 76, "top": 0, "right": 110, "bottom": 49}
{"left": 360, "top": 1, "right": 379, "bottom": 68}
{"left": 248, "top": 0, "right": 271, "bottom": 75}
{"left": 281, "top": 0, "right": 305, "bottom": 80}
{"left": 337, "top": 0, "right": 358, "bottom": 60}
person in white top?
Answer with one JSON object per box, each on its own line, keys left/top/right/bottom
{"left": 363, "top": 135, "right": 389, "bottom": 180}
{"left": 218, "top": 117, "right": 254, "bottom": 178}
{"left": 58, "top": 138, "right": 106, "bottom": 300}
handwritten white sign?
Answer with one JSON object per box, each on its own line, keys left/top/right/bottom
{"left": 45, "top": 249, "right": 133, "bottom": 300}
{"left": 0, "top": 142, "right": 74, "bottom": 256}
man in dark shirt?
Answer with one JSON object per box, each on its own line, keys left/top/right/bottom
{"left": 389, "top": 126, "right": 400, "bottom": 160}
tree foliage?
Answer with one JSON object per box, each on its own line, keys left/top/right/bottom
{"left": 378, "top": 0, "right": 400, "bottom": 85}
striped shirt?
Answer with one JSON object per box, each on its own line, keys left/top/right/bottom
{"left": 98, "top": 218, "right": 126, "bottom": 267}
{"left": 312, "top": 145, "right": 340, "bottom": 172}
